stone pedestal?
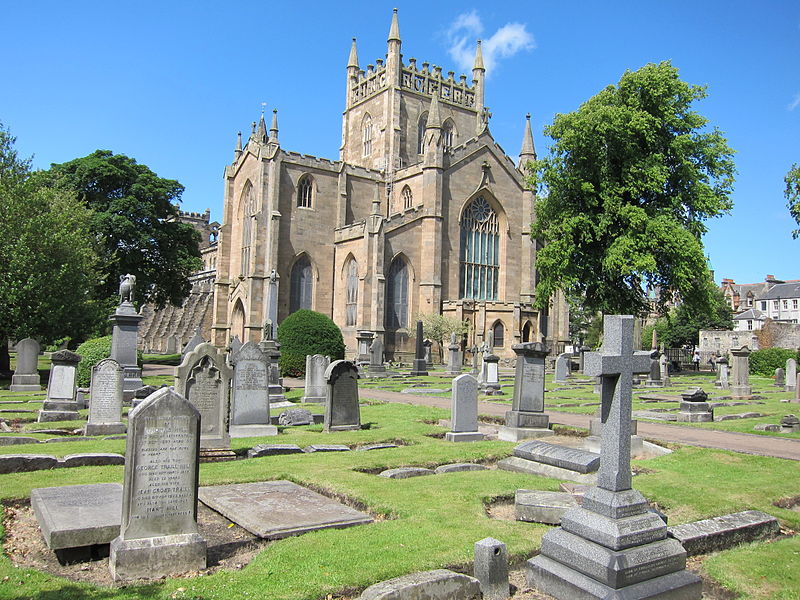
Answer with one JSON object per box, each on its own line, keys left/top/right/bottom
{"left": 355, "top": 330, "right": 374, "bottom": 366}
{"left": 109, "top": 302, "right": 143, "bottom": 402}
{"left": 410, "top": 321, "right": 428, "bottom": 376}
{"left": 480, "top": 354, "right": 501, "bottom": 394}
{"left": 730, "top": 346, "right": 752, "bottom": 399}
{"left": 677, "top": 401, "right": 713, "bottom": 422}
{"left": 110, "top": 533, "right": 207, "bottom": 581}
{"left": 499, "top": 342, "right": 552, "bottom": 442}
{"left": 259, "top": 339, "right": 286, "bottom": 404}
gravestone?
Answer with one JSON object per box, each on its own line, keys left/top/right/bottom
{"left": 368, "top": 337, "right": 386, "bottom": 374}
{"left": 423, "top": 338, "right": 434, "bottom": 368}
{"left": 646, "top": 353, "right": 662, "bottom": 387}
{"left": 10, "top": 337, "right": 41, "bottom": 391}
{"left": 528, "top": 315, "right": 700, "bottom": 600}
{"left": 324, "top": 360, "right": 361, "bottom": 431}
{"left": 410, "top": 321, "right": 428, "bottom": 376}
{"left": 554, "top": 353, "right": 570, "bottom": 383}
{"left": 265, "top": 269, "right": 280, "bottom": 333}
{"left": 470, "top": 345, "right": 480, "bottom": 376}
{"left": 165, "top": 334, "right": 178, "bottom": 355}
{"left": 775, "top": 367, "right": 785, "bottom": 388}
{"left": 84, "top": 358, "right": 126, "bottom": 436}
{"left": 499, "top": 342, "right": 552, "bottom": 441}
{"left": 38, "top": 350, "right": 81, "bottom": 422}
{"left": 730, "top": 346, "right": 752, "bottom": 398}
{"left": 229, "top": 335, "right": 243, "bottom": 357}
{"left": 182, "top": 327, "right": 204, "bottom": 358}
{"left": 445, "top": 332, "right": 462, "bottom": 377}
{"left": 356, "top": 330, "right": 375, "bottom": 365}
{"left": 445, "top": 374, "right": 484, "bottom": 442}
{"left": 781, "top": 414, "right": 800, "bottom": 433}
{"left": 677, "top": 388, "right": 713, "bottom": 423}
{"left": 658, "top": 353, "right": 671, "bottom": 387}
{"left": 109, "top": 275, "right": 143, "bottom": 400}
{"left": 303, "top": 354, "right": 330, "bottom": 403}
{"left": 474, "top": 537, "right": 510, "bottom": 600}
{"left": 259, "top": 320, "right": 286, "bottom": 404}
{"left": 786, "top": 358, "right": 797, "bottom": 393}
{"left": 480, "top": 352, "right": 501, "bottom": 394}
{"left": 715, "top": 356, "right": 730, "bottom": 389}
{"left": 108, "top": 387, "right": 206, "bottom": 580}
{"left": 229, "top": 342, "right": 276, "bottom": 437}
{"left": 175, "top": 342, "right": 232, "bottom": 448}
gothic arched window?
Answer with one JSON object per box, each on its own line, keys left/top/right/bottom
{"left": 345, "top": 258, "right": 358, "bottom": 327}
{"left": 442, "top": 119, "right": 455, "bottom": 153}
{"left": 240, "top": 182, "right": 255, "bottom": 277}
{"left": 417, "top": 113, "right": 428, "bottom": 154}
{"left": 385, "top": 258, "right": 409, "bottom": 329}
{"left": 290, "top": 255, "right": 313, "bottom": 314}
{"left": 522, "top": 321, "right": 533, "bottom": 343}
{"left": 297, "top": 174, "right": 313, "bottom": 208}
{"left": 492, "top": 321, "right": 505, "bottom": 348}
{"left": 459, "top": 195, "right": 499, "bottom": 300}
{"left": 363, "top": 114, "right": 373, "bottom": 157}
{"left": 401, "top": 185, "right": 413, "bottom": 210}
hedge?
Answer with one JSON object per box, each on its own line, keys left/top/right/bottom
{"left": 749, "top": 347, "right": 800, "bottom": 377}
{"left": 277, "top": 310, "right": 345, "bottom": 377}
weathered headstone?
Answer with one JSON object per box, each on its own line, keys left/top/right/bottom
{"left": 445, "top": 373, "right": 484, "bottom": 442}
{"left": 165, "top": 334, "right": 178, "bottom": 355}
{"left": 646, "top": 353, "right": 662, "bottom": 387}
{"left": 528, "top": 315, "right": 701, "bottom": 599}
{"left": 781, "top": 414, "right": 800, "bottom": 433}
{"left": 175, "top": 342, "right": 232, "bottom": 448}
{"left": 229, "top": 342, "right": 276, "bottom": 437}
{"left": 84, "top": 358, "right": 126, "bottom": 436}
{"left": 229, "top": 335, "right": 243, "bottom": 358}
{"left": 356, "top": 330, "right": 375, "bottom": 365}
{"left": 470, "top": 345, "right": 480, "bottom": 376}
{"left": 677, "top": 387, "right": 713, "bottom": 423}
{"left": 304, "top": 354, "right": 330, "bottom": 403}
{"left": 410, "top": 321, "right": 428, "bottom": 376}
{"left": 499, "top": 342, "right": 552, "bottom": 441}
{"left": 182, "top": 326, "right": 204, "bottom": 358}
{"left": 786, "top": 358, "right": 797, "bottom": 393}
{"left": 445, "top": 332, "right": 462, "bottom": 377}
{"left": 368, "top": 337, "right": 386, "bottom": 374}
{"left": 10, "top": 338, "right": 41, "bottom": 391}
{"left": 554, "top": 352, "right": 570, "bottom": 382}
{"left": 658, "top": 353, "right": 671, "bottom": 387}
{"left": 278, "top": 408, "right": 314, "bottom": 426}
{"left": 108, "top": 387, "right": 206, "bottom": 580}
{"left": 259, "top": 321, "right": 286, "bottom": 404}
{"left": 715, "top": 356, "right": 729, "bottom": 389}
{"left": 324, "top": 360, "right": 361, "bottom": 431}
{"left": 423, "top": 338, "right": 434, "bottom": 368}
{"left": 109, "top": 274, "right": 143, "bottom": 400}
{"left": 38, "top": 350, "right": 81, "bottom": 422}
{"left": 480, "top": 351, "right": 501, "bottom": 395}
{"left": 775, "top": 367, "right": 785, "bottom": 388}
{"left": 730, "top": 346, "right": 752, "bottom": 398}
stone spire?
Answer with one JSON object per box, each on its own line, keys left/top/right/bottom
{"left": 387, "top": 8, "right": 400, "bottom": 43}
{"left": 426, "top": 92, "right": 442, "bottom": 130}
{"left": 348, "top": 37, "right": 359, "bottom": 69}
{"left": 519, "top": 113, "right": 536, "bottom": 169}
{"left": 473, "top": 40, "right": 486, "bottom": 135}
{"left": 269, "top": 109, "right": 279, "bottom": 144}
{"left": 473, "top": 39, "right": 485, "bottom": 71}
{"left": 234, "top": 131, "right": 242, "bottom": 159}
{"left": 256, "top": 111, "right": 267, "bottom": 143}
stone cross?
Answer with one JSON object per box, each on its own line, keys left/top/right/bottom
{"left": 583, "top": 315, "right": 652, "bottom": 492}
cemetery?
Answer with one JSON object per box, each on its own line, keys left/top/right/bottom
{"left": 0, "top": 315, "right": 798, "bottom": 600}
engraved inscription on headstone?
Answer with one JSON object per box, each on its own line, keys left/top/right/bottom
{"left": 85, "top": 358, "right": 125, "bottom": 436}
{"left": 324, "top": 360, "right": 361, "bottom": 432}
{"left": 229, "top": 342, "right": 276, "bottom": 437}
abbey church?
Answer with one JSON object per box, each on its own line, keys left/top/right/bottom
{"left": 207, "top": 9, "right": 569, "bottom": 359}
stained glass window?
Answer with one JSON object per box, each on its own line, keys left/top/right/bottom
{"left": 459, "top": 196, "right": 499, "bottom": 300}
{"left": 386, "top": 258, "right": 408, "bottom": 329}
{"left": 345, "top": 258, "right": 358, "bottom": 327}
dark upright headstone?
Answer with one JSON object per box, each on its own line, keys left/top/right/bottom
{"left": 324, "top": 360, "right": 361, "bottom": 431}
{"left": 527, "top": 315, "right": 701, "bottom": 600}
{"left": 410, "top": 320, "right": 428, "bottom": 376}
{"left": 109, "top": 388, "right": 206, "bottom": 580}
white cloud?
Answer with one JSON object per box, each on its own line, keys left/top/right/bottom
{"left": 446, "top": 11, "right": 535, "bottom": 76}
{"left": 788, "top": 93, "right": 800, "bottom": 111}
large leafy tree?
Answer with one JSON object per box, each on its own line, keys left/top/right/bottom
{"left": 786, "top": 163, "right": 800, "bottom": 238}
{"left": 529, "top": 61, "right": 736, "bottom": 316}
{"left": 652, "top": 288, "right": 733, "bottom": 348}
{"left": 0, "top": 123, "right": 99, "bottom": 370}
{"left": 41, "top": 150, "right": 202, "bottom": 308}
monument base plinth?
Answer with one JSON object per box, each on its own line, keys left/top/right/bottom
{"left": 109, "top": 532, "right": 207, "bottom": 581}
{"left": 301, "top": 395, "right": 326, "bottom": 403}
{"left": 84, "top": 422, "right": 126, "bottom": 436}
{"left": 228, "top": 424, "right": 278, "bottom": 438}
{"left": 498, "top": 426, "right": 554, "bottom": 442}
{"left": 325, "top": 424, "right": 361, "bottom": 432}
{"left": 410, "top": 359, "right": 428, "bottom": 376}
{"left": 10, "top": 373, "right": 41, "bottom": 392}
{"left": 444, "top": 431, "right": 484, "bottom": 442}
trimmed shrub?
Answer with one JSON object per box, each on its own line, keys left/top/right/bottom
{"left": 75, "top": 336, "right": 143, "bottom": 386}
{"left": 749, "top": 347, "right": 800, "bottom": 377}
{"left": 277, "top": 310, "right": 345, "bottom": 377}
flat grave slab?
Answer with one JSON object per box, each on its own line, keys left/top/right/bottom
{"left": 198, "top": 480, "right": 372, "bottom": 539}
{"left": 513, "top": 440, "right": 600, "bottom": 474}
{"left": 31, "top": 483, "right": 122, "bottom": 551}
{"left": 668, "top": 510, "right": 779, "bottom": 556}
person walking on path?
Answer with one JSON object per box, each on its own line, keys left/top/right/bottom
{"left": 692, "top": 349, "right": 701, "bottom": 371}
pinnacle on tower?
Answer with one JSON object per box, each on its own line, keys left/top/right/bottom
{"left": 519, "top": 113, "right": 536, "bottom": 166}
{"left": 347, "top": 37, "right": 359, "bottom": 69}
{"left": 269, "top": 109, "right": 279, "bottom": 143}
{"left": 256, "top": 112, "right": 267, "bottom": 142}
{"left": 426, "top": 92, "right": 442, "bottom": 129}
{"left": 388, "top": 8, "right": 400, "bottom": 42}
{"left": 473, "top": 39, "right": 485, "bottom": 71}
{"left": 235, "top": 131, "right": 242, "bottom": 156}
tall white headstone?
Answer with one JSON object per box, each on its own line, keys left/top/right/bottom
{"left": 229, "top": 342, "right": 276, "bottom": 437}
{"left": 10, "top": 338, "right": 41, "bottom": 391}
{"left": 85, "top": 358, "right": 126, "bottom": 436}
{"left": 446, "top": 373, "right": 484, "bottom": 442}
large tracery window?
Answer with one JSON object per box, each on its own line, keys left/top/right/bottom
{"left": 363, "top": 114, "right": 373, "bottom": 157}
{"left": 459, "top": 195, "right": 499, "bottom": 300}
{"left": 290, "top": 255, "right": 313, "bottom": 314}
{"left": 385, "top": 258, "right": 409, "bottom": 329}
{"left": 345, "top": 258, "right": 358, "bottom": 327}
{"left": 240, "top": 183, "right": 255, "bottom": 277}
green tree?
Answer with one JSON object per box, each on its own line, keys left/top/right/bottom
{"left": 40, "top": 150, "right": 202, "bottom": 309}
{"left": 0, "top": 123, "right": 99, "bottom": 371}
{"left": 655, "top": 289, "right": 733, "bottom": 348}
{"left": 419, "top": 313, "right": 469, "bottom": 362}
{"left": 786, "top": 163, "right": 800, "bottom": 239}
{"left": 529, "top": 61, "right": 736, "bottom": 316}
{"left": 277, "top": 310, "right": 345, "bottom": 377}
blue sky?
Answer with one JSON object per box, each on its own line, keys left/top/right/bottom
{"left": 2, "top": 1, "right": 798, "bottom": 286}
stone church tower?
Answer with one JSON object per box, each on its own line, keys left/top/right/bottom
{"left": 211, "top": 9, "right": 569, "bottom": 359}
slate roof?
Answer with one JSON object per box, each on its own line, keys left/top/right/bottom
{"left": 758, "top": 282, "right": 800, "bottom": 301}
{"left": 733, "top": 308, "right": 765, "bottom": 321}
